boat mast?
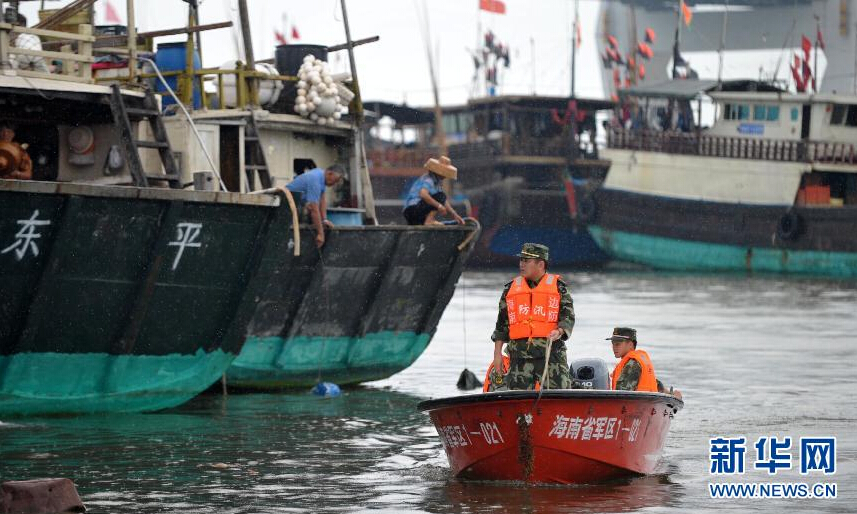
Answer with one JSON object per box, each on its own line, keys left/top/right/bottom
{"left": 716, "top": 0, "right": 729, "bottom": 90}
{"left": 671, "top": 1, "right": 682, "bottom": 79}
{"left": 237, "top": 0, "right": 258, "bottom": 106}
{"left": 570, "top": 0, "right": 578, "bottom": 98}
{"left": 340, "top": 0, "right": 378, "bottom": 223}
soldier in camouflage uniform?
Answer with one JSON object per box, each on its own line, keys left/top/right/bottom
{"left": 490, "top": 243, "right": 575, "bottom": 390}
{"left": 609, "top": 327, "right": 682, "bottom": 399}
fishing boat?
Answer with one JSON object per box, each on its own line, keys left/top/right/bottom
{"left": 583, "top": 79, "right": 857, "bottom": 277}
{"left": 418, "top": 359, "right": 683, "bottom": 483}
{"left": 366, "top": 96, "right": 612, "bottom": 267}
{"left": 0, "top": 0, "right": 478, "bottom": 409}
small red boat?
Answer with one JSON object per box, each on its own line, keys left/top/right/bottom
{"left": 418, "top": 389, "right": 683, "bottom": 484}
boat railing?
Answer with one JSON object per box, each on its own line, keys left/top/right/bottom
{"left": 366, "top": 147, "right": 437, "bottom": 173}
{"left": 0, "top": 22, "right": 94, "bottom": 83}
{"left": 607, "top": 128, "right": 857, "bottom": 166}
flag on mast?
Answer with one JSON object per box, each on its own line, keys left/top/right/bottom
{"left": 680, "top": 0, "right": 692, "bottom": 26}
{"left": 479, "top": 0, "right": 506, "bottom": 15}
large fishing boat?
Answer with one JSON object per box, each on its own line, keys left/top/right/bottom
{"left": 419, "top": 359, "right": 683, "bottom": 484}
{"left": 0, "top": 1, "right": 478, "bottom": 412}
{"left": 366, "top": 96, "right": 612, "bottom": 267}
{"left": 584, "top": 79, "right": 857, "bottom": 277}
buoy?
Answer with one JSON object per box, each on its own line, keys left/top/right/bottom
{"left": 311, "top": 382, "right": 341, "bottom": 398}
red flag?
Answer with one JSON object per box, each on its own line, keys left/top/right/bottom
{"left": 607, "top": 35, "right": 618, "bottom": 48}
{"left": 479, "top": 0, "right": 506, "bottom": 14}
{"left": 637, "top": 42, "right": 653, "bottom": 60}
{"left": 575, "top": 22, "right": 582, "bottom": 48}
{"left": 793, "top": 53, "right": 801, "bottom": 70}
{"left": 105, "top": 0, "right": 121, "bottom": 24}
{"left": 801, "top": 34, "right": 812, "bottom": 58}
{"left": 817, "top": 26, "right": 825, "bottom": 50}
{"left": 291, "top": 26, "right": 300, "bottom": 40}
{"left": 791, "top": 64, "right": 805, "bottom": 92}
{"left": 802, "top": 58, "right": 813, "bottom": 84}
{"left": 638, "top": 63, "right": 646, "bottom": 80}
{"left": 680, "top": 1, "right": 692, "bottom": 26}
{"left": 645, "top": 27, "right": 656, "bottom": 44}
{"left": 274, "top": 30, "right": 286, "bottom": 45}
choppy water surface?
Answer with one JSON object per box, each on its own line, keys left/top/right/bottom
{"left": 2, "top": 270, "right": 856, "bottom": 513}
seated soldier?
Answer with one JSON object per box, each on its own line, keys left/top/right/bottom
{"left": 608, "top": 327, "right": 682, "bottom": 399}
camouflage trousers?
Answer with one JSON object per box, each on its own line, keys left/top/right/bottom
{"left": 499, "top": 339, "right": 572, "bottom": 390}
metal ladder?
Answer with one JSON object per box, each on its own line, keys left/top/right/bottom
{"left": 108, "top": 84, "right": 182, "bottom": 189}
{"left": 243, "top": 113, "right": 272, "bottom": 191}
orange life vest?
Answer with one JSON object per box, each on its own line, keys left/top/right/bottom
{"left": 611, "top": 349, "right": 658, "bottom": 392}
{"left": 506, "top": 274, "right": 561, "bottom": 340}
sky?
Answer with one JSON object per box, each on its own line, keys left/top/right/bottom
{"left": 17, "top": 0, "right": 827, "bottom": 109}
{"left": 18, "top": 0, "right": 606, "bottom": 106}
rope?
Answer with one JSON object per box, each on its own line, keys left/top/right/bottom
{"left": 249, "top": 186, "right": 301, "bottom": 256}
{"left": 457, "top": 217, "right": 481, "bottom": 251}
{"left": 461, "top": 272, "right": 468, "bottom": 370}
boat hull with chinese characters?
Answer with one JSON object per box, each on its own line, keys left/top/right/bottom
{"left": 0, "top": 180, "right": 283, "bottom": 415}
{"left": 418, "top": 390, "right": 683, "bottom": 484}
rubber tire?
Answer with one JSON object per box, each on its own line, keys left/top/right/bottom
{"left": 776, "top": 211, "right": 802, "bottom": 241}
{"left": 577, "top": 195, "right": 597, "bottom": 223}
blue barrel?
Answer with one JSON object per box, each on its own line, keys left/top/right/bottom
{"left": 155, "top": 42, "right": 201, "bottom": 109}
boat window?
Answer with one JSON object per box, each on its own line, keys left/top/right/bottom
{"left": 847, "top": 106, "right": 857, "bottom": 127}
{"left": 753, "top": 105, "right": 766, "bottom": 120}
{"left": 766, "top": 106, "right": 780, "bottom": 121}
{"left": 791, "top": 107, "right": 800, "bottom": 121}
{"left": 723, "top": 103, "right": 750, "bottom": 121}
{"left": 443, "top": 113, "right": 459, "bottom": 135}
{"left": 830, "top": 104, "right": 846, "bottom": 125}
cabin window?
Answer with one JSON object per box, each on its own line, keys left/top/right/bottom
{"left": 752, "top": 105, "right": 779, "bottom": 122}
{"left": 724, "top": 103, "right": 750, "bottom": 121}
{"left": 442, "top": 113, "right": 459, "bottom": 135}
{"left": 791, "top": 107, "right": 800, "bottom": 121}
{"left": 847, "top": 106, "right": 857, "bottom": 127}
{"left": 830, "top": 104, "right": 847, "bottom": 125}
{"left": 766, "top": 106, "right": 780, "bottom": 121}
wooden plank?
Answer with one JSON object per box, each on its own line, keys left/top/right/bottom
{"left": 10, "top": 25, "right": 95, "bottom": 42}
{"left": 9, "top": 46, "right": 94, "bottom": 62}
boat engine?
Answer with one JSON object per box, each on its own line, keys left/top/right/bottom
{"left": 570, "top": 358, "right": 611, "bottom": 390}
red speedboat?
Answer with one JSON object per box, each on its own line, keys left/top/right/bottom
{"left": 418, "top": 388, "right": 683, "bottom": 484}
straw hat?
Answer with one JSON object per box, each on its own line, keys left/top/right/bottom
{"left": 424, "top": 155, "right": 458, "bottom": 180}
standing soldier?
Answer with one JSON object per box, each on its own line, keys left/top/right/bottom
{"left": 490, "top": 243, "right": 575, "bottom": 390}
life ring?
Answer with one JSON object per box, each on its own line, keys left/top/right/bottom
{"left": 776, "top": 211, "right": 802, "bottom": 241}
{"left": 577, "top": 195, "right": 597, "bottom": 223}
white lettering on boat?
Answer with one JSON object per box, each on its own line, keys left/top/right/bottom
{"left": 438, "top": 424, "right": 471, "bottom": 448}
{"left": 549, "top": 415, "right": 641, "bottom": 442}
{"left": 1, "top": 210, "right": 51, "bottom": 261}
{"left": 479, "top": 422, "right": 504, "bottom": 445}
{"left": 168, "top": 222, "right": 203, "bottom": 270}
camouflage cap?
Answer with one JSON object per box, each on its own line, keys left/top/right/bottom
{"left": 606, "top": 327, "right": 637, "bottom": 342}
{"left": 516, "top": 243, "right": 549, "bottom": 261}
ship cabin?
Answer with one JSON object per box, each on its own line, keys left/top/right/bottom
{"left": 0, "top": 14, "right": 368, "bottom": 224}
{"left": 608, "top": 79, "right": 857, "bottom": 208}
{"left": 365, "top": 96, "right": 614, "bottom": 219}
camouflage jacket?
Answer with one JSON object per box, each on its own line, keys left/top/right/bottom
{"left": 614, "top": 359, "right": 667, "bottom": 392}
{"left": 490, "top": 275, "right": 575, "bottom": 346}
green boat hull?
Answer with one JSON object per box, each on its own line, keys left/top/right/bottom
{"left": 589, "top": 225, "right": 857, "bottom": 278}
{"left": 0, "top": 349, "right": 235, "bottom": 415}
{"left": 1, "top": 182, "right": 282, "bottom": 415}
{"left": 227, "top": 332, "right": 430, "bottom": 388}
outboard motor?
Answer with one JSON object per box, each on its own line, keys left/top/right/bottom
{"left": 570, "top": 358, "right": 611, "bottom": 390}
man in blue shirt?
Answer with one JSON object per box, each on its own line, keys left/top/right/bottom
{"left": 286, "top": 163, "right": 345, "bottom": 247}
{"left": 402, "top": 156, "right": 464, "bottom": 225}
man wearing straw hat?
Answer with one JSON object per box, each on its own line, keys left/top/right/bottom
{"left": 402, "top": 156, "right": 465, "bottom": 225}
{"left": 490, "top": 243, "right": 575, "bottom": 390}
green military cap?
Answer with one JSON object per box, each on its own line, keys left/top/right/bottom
{"left": 516, "top": 243, "right": 549, "bottom": 261}
{"left": 606, "top": 327, "right": 637, "bottom": 342}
